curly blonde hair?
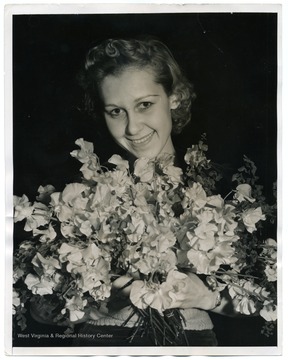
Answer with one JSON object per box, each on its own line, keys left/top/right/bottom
{"left": 79, "top": 37, "right": 196, "bottom": 134}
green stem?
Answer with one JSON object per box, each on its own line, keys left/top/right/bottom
{"left": 214, "top": 270, "right": 260, "bottom": 280}
{"left": 224, "top": 190, "right": 235, "bottom": 201}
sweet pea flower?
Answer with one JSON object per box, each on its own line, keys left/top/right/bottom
{"left": 130, "top": 279, "right": 172, "bottom": 314}
{"left": 36, "top": 184, "right": 55, "bottom": 203}
{"left": 25, "top": 273, "right": 62, "bottom": 296}
{"left": 241, "top": 207, "right": 266, "bottom": 233}
{"left": 13, "top": 290, "right": 21, "bottom": 314}
{"left": 90, "top": 282, "right": 112, "bottom": 301}
{"left": 13, "top": 266, "right": 25, "bottom": 284}
{"left": 261, "top": 238, "right": 277, "bottom": 261}
{"left": 108, "top": 154, "right": 129, "bottom": 171}
{"left": 182, "top": 182, "right": 207, "bottom": 210}
{"left": 14, "top": 196, "right": 50, "bottom": 231}
{"left": 157, "top": 154, "right": 183, "bottom": 185}
{"left": 234, "top": 184, "right": 256, "bottom": 203}
{"left": 32, "top": 252, "right": 61, "bottom": 276}
{"left": 50, "top": 183, "right": 88, "bottom": 223}
{"left": 14, "top": 195, "right": 33, "bottom": 222}
{"left": 264, "top": 263, "right": 277, "bottom": 282}
{"left": 90, "top": 183, "right": 114, "bottom": 208}
{"left": 187, "top": 248, "right": 212, "bottom": 273}
{"left": 151, "top": 230, "right": 176, "bottom": 253}
{"left": 107, "top": 169, "right": 132, "bottom": 194}
{"left": 228, "top": 281, "right": 258, "bottom": 315}
{"left": 70, "top": 138, "right": 98, "bottom": 165}
{"left": 164, "top": 165, "right": 183, "bottom": 185}
{"left": 162, "top": 270, "right": 190, "bottom": 308}
{"left": 74, "top": 217, "right": 92, "bottom": 237}
{"left": 215, "top": 204, "right": 238, "bottom": 237}
{"left": 211, "top": 241, "right": 238, "bottom": 266}
{"left": 228, "top": 280, "right": 273, "bottom": 316}
{"left": 58, "top": 243, "right": 83, "bottom": 272}
{"left": 24, "top": 202, "right": 51, "bottom": 231}
{"left": 189, "top": 222, "right": 218, "bottom": 251}
{"left": 61, "top": 294, "right": 88, "bottom": 322}
{"left": 60, "top": 222, "right": 76, "bottom": 238}
{"left": 184, "top": 144, "right": 208, "bottom": 167}
{"left": 129, "top": 213, "right": 147, "bottom": 235}
{"left": 80, "top": 265, "right": 110, "bottom": 294}
{"left": 206, "top": 194, "right": 224, "bottom": 209}
{"left": 235, "top": 296, "right": 257, "bottom": 315}
{"left": 260, "top": 301, "right": 277, "bottom": 321}
{"left": 134, "top": 248, "right": 177, "bottom": 276}
{"left": 33, "top": 223, "right": 57, "bottom": 243}
{"left": 134, "top": 158, "right": 155, "bottom": 183}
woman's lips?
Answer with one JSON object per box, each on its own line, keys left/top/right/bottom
{"left": 130, "top": 131, "right": 155, "bottom": 145}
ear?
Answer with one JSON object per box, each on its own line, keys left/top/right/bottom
{"left": 169, "top": 94, "right": 180, "bottom": 110}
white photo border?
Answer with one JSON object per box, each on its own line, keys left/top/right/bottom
{"left": 4, "top": 2, "right": 283, "bottom": 357}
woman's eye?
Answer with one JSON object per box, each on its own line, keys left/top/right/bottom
{"left": 139, "top": 102, "right": 153, "bottom": 110}
{"left": 108, "top": 108, "right": 124, "bottom": 117}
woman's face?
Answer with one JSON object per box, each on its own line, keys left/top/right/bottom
{"left": 100, "top": 67, "right": 179, "bottom": 159}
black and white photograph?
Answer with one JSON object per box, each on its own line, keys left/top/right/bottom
{"left": 4, "top": 2, "right": 283, "bottom": 357}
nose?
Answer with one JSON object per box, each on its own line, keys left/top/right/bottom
{"left": 125, "top": 111, "right": 142, "bottom": 135}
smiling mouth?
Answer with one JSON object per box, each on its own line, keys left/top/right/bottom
{"left": 131, "top": 131, "right": 155, "bottom": 145}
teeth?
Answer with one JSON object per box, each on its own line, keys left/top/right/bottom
{"left": 132, "top": 132, "right": 154, "bottom": 144}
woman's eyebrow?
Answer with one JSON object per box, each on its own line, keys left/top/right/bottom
{"left": 104, "top": 95, "right": 160, "bottom": 108}
{"left": 104, "top": 103, "right": 120, "bottom": 108}
{"left": 134, "top": 94, "right": 160, "bottom": 103}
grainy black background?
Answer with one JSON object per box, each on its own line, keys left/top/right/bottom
{"left": 12, "top": 12, "right": 278, "bottom": 347}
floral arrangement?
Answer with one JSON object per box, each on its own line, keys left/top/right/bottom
{"left": 13, "top": 136, "right": 277, "bottom": 345}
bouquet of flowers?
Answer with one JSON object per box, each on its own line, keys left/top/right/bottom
{"left": 13, "top": 136, "right": 277, "bottom": 345}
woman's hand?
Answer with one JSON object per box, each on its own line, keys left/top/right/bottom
{"left": 111, "top": 275, "right": 133, "bottom": 297}
{"left": 106, "top": 275, "right": 134, "bottom": 311}
{"left": 165, "top": 272, "right": 221, "bottom": 311}
{"left": 108, "top": 273, "right": 243, "bottom": 317}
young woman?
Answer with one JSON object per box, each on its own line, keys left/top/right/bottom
{"left": 55, "top": 37, "right": 242, "bottom": 347}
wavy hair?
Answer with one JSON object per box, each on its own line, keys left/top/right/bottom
{"left": 79, "top": 37, "right": 196, "bottom": 134}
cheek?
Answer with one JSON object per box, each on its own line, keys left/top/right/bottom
{"left": 105, "top": 118, "right": 123, "bottom": 138}
{"left": 159, "top": 108, "right": 173, "bottom": 130}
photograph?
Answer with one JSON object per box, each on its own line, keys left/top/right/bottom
{"left": 5, "top": 3, "right": 281, "bottom": 356}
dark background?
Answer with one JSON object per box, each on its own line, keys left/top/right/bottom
{"left": 12, "top": 12, "right": 278, "bottom": 347}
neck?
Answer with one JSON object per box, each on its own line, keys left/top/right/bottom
{"left": 160, "top": 136, "right": 175, "bottom": 156}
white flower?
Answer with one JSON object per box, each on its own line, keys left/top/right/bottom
{"left": 33, "top": 224, "right": 57, "bottom": 243}
{"left": 241, "top": 207, "right": 266, "bottom": 233}
{"left": 184, "top": 144, "right": 208, "bottom": 167}
{"left": 130, "top": 279, "right": 173, "bottom": 314}
{"left": 261, "top": 238, "right": 277, "bottom": 261}
{"left": 236, "top": 296, "right": 257, "bottom": 315}
{"left": 61, "top": 294, "right": 88, "bottom": 322}
{"left": 13, "top": 290, "right": 21, "bottom": 314}
{"left": 58, "top": 243, "right": 83, "bottom": 271}
{"left": 260, "top": 301, "right": 277, "bottom": 321}
{"left": 264, "top": 263, "right": 277, "bottom": 282}
{"left": 70, "top": 138, "right": 95, "bottom": 164}
{"left": 14, "top": 195, "right": 33, "bottom": 222}
{"left": 108, "top": 154, "right": 129, "bottom": 171}
{"left": 25, "top": 273, "right": 61, "bottom": 296}
{"left": 14, "top": 196, "right": 51, "bottom": 231}
{"left": 134, "top": 158, "right": 155, "bottom": 182}
{"left": 36, "top": 184, "right": 55, "bottom": 202}
{"left": 31, "top": 252, "right": 61, "bottom": 276}
{"left": 234, "top": 184, "right": 255, "bottom": 203}
{"left": 182, "top": 182, "right": 207, "bottom": 210}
